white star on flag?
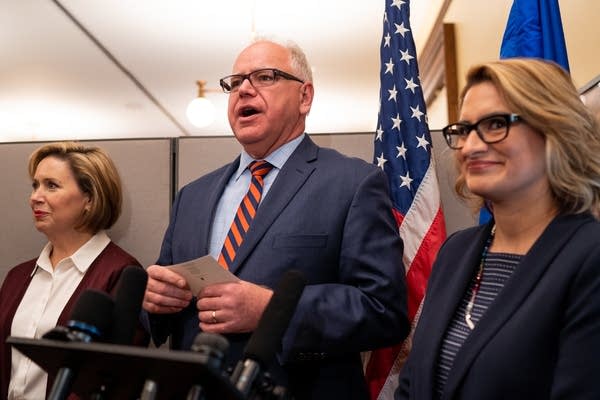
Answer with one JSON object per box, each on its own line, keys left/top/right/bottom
{"left": 376, "top": 153, "right": 388, "bottom": 169}
{"left": 391, "top": 114, "right": 402, "bottom": 130}
{"left": 410, "top": 105, "right": 424, "bottom": 121}
{"left": 404, "top": 77, "right": 419, "bottom": 93}
{"left": 399, "top": 49, "right": 414, "bottom": 64}
{"left": 388, "top": 85, "right": 398, "bottom": 101}
{"left": 394, "top": 22, "right": 410, "bottom": 37}
{"left": 384, "top": 33, "right": 392, "bottom": 47}
{"left": 391, "top": 0, "right": 405, "bottom": 9}
{"left": 376, "top": 126, "right": 384, "bottom": 141}
{"left": 396, "top": 143, "right": 407, "bottom": 159}
{"left": 416, "top": 134, "right": 430, "bottom": 149}
{"left": 399, "top": 172, "right": 413, "bottom": 189}
{"left": 385, "top": 58, "right": 395, "bottom": 74}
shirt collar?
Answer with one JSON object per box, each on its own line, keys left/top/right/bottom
{"left": 234, "top": 133, "right": 305, "bottom": 180}
{"left": 35, "top": 231, "right": 111, "bottom": 275}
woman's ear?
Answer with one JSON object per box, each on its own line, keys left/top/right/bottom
{"left": 84, "top": 194, "right": 92, "bottom": 212}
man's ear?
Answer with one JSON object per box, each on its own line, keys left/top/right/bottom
{"left": 299, "top": 82, "right": 314, "bottom": 115}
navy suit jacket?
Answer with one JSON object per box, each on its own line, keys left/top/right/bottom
{"left": 149, "top": 135, "right": 408, "bottom": 399}
{"left": 396, "top": 213, "right": 600, "bottom": 400}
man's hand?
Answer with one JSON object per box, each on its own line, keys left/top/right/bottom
{"left": 143, "top": 265, "right": 193, "bottom": 314}
{"left": 196, "top": 280, "right": 273, "bottom": 334}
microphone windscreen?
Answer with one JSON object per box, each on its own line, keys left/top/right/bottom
{"left": 191, "top": 332, "right": 230, "bottom": 370}
{"left": 243, "top": 269, "right": 306, "bottom": 366}
{"left": 192, "top": 332, "right": 230, "bottom": 354}
{"left": 68, "top": 289, "right": 115, "bottom": 341}
{"left": 109, "top": 266, "right": 148, "bottom": 345}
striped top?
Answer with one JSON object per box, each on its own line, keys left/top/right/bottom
{"left": 434, "top": 252, "right": 522, "bottom": 398}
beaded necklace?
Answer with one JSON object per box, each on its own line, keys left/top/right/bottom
{"left": 465, "top": 225, "right": 496, "bottom": 330}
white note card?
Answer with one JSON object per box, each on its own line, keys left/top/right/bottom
{"left": 166, "top": 255, "right": 239, "bottom": 295}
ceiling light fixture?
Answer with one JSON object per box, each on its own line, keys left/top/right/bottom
{"left": 186, "top": 80, "right": 217, "bottom": 128}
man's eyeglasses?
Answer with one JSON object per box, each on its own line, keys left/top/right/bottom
{"left": 219, "top": 68, "right": 304, "bottom": 93}
{"left": 441, "top": 113, "right": 522, "bottom": 150}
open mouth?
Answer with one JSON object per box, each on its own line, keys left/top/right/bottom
{"left": 240, "top": 106, "right": 259, "bottom": 117}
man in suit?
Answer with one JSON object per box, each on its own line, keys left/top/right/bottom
{"left": 142, "top": 37, "right": 408, "bottom": 399}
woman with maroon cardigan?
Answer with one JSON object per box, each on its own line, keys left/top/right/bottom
{"left": 0, "top": 142, "right": 148, "bottom": 400}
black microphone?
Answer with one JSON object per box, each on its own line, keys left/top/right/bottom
{"left": 42, "top": 289, "right": 114, "bottom": 343}
{"left": 186, "top": 332, "right": 230, "bottom": 400}
{"left": 191, "top": 332, "right": 230, "bottom": 370}
{"left": 43, "top": 289, "right": 115, "bottom": 400}
{"left": 108, "top": 267, "right": 149, "bottom": 399}
{"left": 108, "top": 265, "right": 148, "bottom": 345}
{"left": 230, "top": 270, "right": 306, "bottom": 397}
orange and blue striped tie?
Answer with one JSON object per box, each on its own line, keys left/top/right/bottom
{"left": 218, "top": 160, "right": 273, "bottom": 269}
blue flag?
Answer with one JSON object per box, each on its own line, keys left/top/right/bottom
{"left": 500, "top": 0, "right": 569, "bottom": 71}
{"left": 481, "top": 0, "right": 570, "bottom": 223}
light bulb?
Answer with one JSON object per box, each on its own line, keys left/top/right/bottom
{"left": 186, "top": 97, "right": 216, "bottom": 128}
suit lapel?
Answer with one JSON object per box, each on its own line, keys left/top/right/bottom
{"left": 198, "top": 159, "right": 240, "bottom": 256}
{"left": 228, "top": 137, "right": 318, "bottom": 274}
{"left": 414, "top": 224, "right": 491, "bottom": 398}
{"left": 443, "top": 214, "right": 591, "bottom": 398}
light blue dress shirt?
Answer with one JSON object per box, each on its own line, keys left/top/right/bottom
{"left": 208, "top": 133, "right": 305, "bottom": 260}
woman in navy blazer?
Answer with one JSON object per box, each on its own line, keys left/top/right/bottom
{"left": 396, "top": 59, "right": 600, "bottom": 399}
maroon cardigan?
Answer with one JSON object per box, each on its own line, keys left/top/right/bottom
{"left": 0, "top": 241, "right": 149, "bottom": 400}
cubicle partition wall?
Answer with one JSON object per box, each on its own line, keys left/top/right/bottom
{"left": 176, "top": 137, "right": 242, "bottom": 189}
{"left": 0, "top": 133, "right": 475, "bottom": 285}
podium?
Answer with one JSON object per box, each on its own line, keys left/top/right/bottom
{"left": 7, "top": 336, "right": 244, "bottom": 400}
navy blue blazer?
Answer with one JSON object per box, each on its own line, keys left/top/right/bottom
{"left": 396, "top": 213, "right": 600, "bottom": 400}
{"left": 149, "top": 135, "right": 408, "bottom": 399}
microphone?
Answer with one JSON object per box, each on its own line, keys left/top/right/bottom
{"left": 191, "top": 332, "right": 230, "bottom": 370}
{"left": 139, "top": 380, "right": 158, "bottom": 400}
{"left": 43, "top": 289, "right": 115, "bottom": 400}
{"left": 108, "top": 265, "right": 148, "bottom": 345}
{"left": 106, "top": 266, "right": 151, "bottom": 398}
{"left": 43, "top": 289, "right": 114, "bottom": 343}
{"left": 231, "top": 270, "right": 306, "bottom": 398}
{"left": 186, "top": 333, "right": 230, "bottom": 400}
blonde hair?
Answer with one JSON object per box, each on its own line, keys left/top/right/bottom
{"left": 454, "top": 58, "right": 600, "bottom": 217}
{"left": 28, "top": 141, "right": 123, "bottom": 232}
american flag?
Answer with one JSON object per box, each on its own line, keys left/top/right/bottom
{"left": 364, "top": 0, "right": 447, "bottom": 398}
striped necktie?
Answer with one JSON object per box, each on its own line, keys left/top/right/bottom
{"left": 218, "top": 160, "right": 273, "bottom": 269}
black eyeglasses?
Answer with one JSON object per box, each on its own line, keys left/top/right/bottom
{"left": 219, "top": 68, "right": 304, "bottom": 93}
{"left": 441, "top": 113, "right": 522, "bottom": 150}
